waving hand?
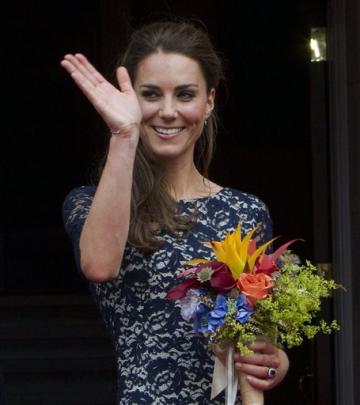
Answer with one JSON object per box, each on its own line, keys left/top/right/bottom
{"left": 61, "top": 53, "right": 142, "bottom": 140}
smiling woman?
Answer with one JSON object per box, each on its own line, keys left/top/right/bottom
{"left": 134, "top": 52, "right": 215, "bottom": 164}
{"left": 61, "top": 20, "right": 289, "bottom": 404}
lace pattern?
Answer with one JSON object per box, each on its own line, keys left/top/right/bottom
{"left": 63, "top": 186, "right": 273, "bottom": 404}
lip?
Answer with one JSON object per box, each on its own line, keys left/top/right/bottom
{"left": 151, "top": 126, "right": 185, "bottom": 139}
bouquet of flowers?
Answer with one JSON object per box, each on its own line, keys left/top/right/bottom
{"left": 166, "top": 224, "right": 340, "bottom": 405}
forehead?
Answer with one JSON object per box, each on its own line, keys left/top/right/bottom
{"left": 134, "top": 52, "right": 206, "bottom": 87}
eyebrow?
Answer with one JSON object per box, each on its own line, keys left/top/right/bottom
{"left": 139, "top": 83, "right": 199, "bottom": 90}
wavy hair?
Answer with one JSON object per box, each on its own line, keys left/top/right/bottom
{"left": 100, "top": 21, "right": 224, "bottom": 252}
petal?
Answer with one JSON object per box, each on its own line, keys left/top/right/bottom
{"left": 271, "top": 239, "right": 301, "bottom": 263}
{"left": 211, "top": 241, "right": 226, "bottom": 262}
{"left": 210, "top": 271, "right": 236, "bottom": 292}
{"left": 256, "top": 239, "right": 301, "bottom": 273}
{"left": 247, "top": 236, "right": 278, "bottom": 272}
{"left": 166, "top": 279, "right": 201, "bottom": 300}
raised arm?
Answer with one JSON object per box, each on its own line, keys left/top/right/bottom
{"left": 61, "top": 54, "right": 142, "bottom": 282}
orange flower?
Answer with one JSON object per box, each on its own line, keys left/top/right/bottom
{"left": 237, "top": 273, "right": 273, "bottom": 307}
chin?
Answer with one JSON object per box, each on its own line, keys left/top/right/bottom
{"left": 151, "top": 146, "right": 194, "bottom": 162}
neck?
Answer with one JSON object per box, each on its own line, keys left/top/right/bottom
{"left": 162, "top": 158, "right": 209, "bottom": 201}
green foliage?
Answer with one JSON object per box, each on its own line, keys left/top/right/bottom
{"left": 209, "top": 260, "right": 340, "bottom": 355}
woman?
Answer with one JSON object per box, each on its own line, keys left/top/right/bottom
{"left": 62, "top": 21, "right": 289, "bottom": 404}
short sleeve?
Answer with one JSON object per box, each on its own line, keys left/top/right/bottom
{"left": 62, "top": 185, "right": 96, "bottom": 271}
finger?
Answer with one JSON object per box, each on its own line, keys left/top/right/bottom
{"left": 245, "top": 375, "right": 276, "bottom": 392}
{"left": 74, "top": 53, "right": 108, "bottom": 85}
{"left": 248, "top": 341, "right": 276, "bottom": 354}
{"left": 61, "top": 54, "right": 114, "bottom": 108}
{"left": 60, "top": 58, "right": 77, "bottom": 75}
{"left": 233, "top": 342, "right": 276, "bottom": 363}
{"left": 116, "top": 66, "right": 134, "bottom": 93}
{"left": 60, "top": 59, "right": 102, "bottom": 105}
{"left": 238, "top": 353, "right": 280, "bottom": 369}
{"left": 235, "top": 362, "right": 270, "bottom": 379}
{"left": 63, "top": 54, "right": 103, "bottom": 88}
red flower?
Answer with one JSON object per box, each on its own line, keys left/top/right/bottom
{"left": 166, "top": 278, "right": 201, "bottom": 300}
{"left": 209, "top": 262, "right": 236, "bottom": 292}
{"left": 186, "top": 260, "right": 236, "bottom": 293}
{"left": 255, "top": 240, "right": 299, "bottom": 275}
{"left": 167, "top": 261, "right": 236, "bottom": 300}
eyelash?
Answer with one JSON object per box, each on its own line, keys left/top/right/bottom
{"left": 141, "top": 90, "right": 159, "bottom": 99}
{"left": 178, "top": 91, "right": 195, "bottom": 100}
{"left": 140, "top": 90, "right": 195, "bottom": 100}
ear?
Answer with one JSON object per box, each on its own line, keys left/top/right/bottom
{"left": 205, "top": 88, "right": 216, "bottom": 118}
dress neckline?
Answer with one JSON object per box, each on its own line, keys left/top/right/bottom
{"left": 177, "top": 187, "right": 227, "bottom": 203}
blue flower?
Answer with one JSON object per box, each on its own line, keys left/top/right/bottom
{"left": 235, "top": 294, "right": 253, "bottom": 323}
{"left": 207, "top": 294, "right": 229, "bottom": 333}
{"left": 194, "top": 303, "right": 211, "bottom": 335}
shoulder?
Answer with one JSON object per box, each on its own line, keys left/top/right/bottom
{"left": 216, "top": 187, "right": 272, "bottom": 235}
{"left": 213, "top": 187, "right": 273, "bottom": 245}
{"left": 219, "top": 187, "right": 269, "bottom": 212}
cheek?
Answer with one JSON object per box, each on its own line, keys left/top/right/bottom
{"left": 181, "top": 103, "right": 207, "bottom": 124}
{"left": 139, "top": 101, "right": 158, "bottom": 121}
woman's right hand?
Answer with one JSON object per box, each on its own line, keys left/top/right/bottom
{"left": 61, "top": 53, "right": 142, "bottom": 141}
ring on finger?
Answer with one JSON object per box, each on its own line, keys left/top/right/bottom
{"left": 267, "top": 367, "right": 277, "bottom": 379}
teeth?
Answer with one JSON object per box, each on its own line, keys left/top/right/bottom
{"left": 154, "top": 127, "right": 184, "bottom": 135}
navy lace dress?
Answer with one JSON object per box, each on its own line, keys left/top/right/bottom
{"left": 63, "top": 186, "right": 272, "bottom": 405}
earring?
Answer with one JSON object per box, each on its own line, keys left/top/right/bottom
{"left": 204, "top": 119, "right": 208, "bottom": 126}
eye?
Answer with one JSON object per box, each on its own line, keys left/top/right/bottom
{"left": 177, "top": 90, "right": 195, "bottom": 100}
{"left": 141, "top": 90, "right": 160, "bottom": 100}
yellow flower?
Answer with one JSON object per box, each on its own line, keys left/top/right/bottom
{"left": 209, "top": 224, "right": 254, "bottom": 279}
{"left": 186, "top": 223, "right": 276, "bottom": 280}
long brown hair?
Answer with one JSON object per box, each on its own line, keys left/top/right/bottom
{"left": 101, "top": 21, "right": 224, "bottom": 252}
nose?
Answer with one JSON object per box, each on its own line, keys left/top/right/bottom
{"left": 158, "top": 96, "right": 178, "bottom": 119}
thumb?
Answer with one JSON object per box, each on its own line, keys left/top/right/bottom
{"left": 116, "top": 66, "right": 134, "bottom": 93}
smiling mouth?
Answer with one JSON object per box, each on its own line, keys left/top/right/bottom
{"left": 152, "top": 126, "right": 185, "bottom": 136}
